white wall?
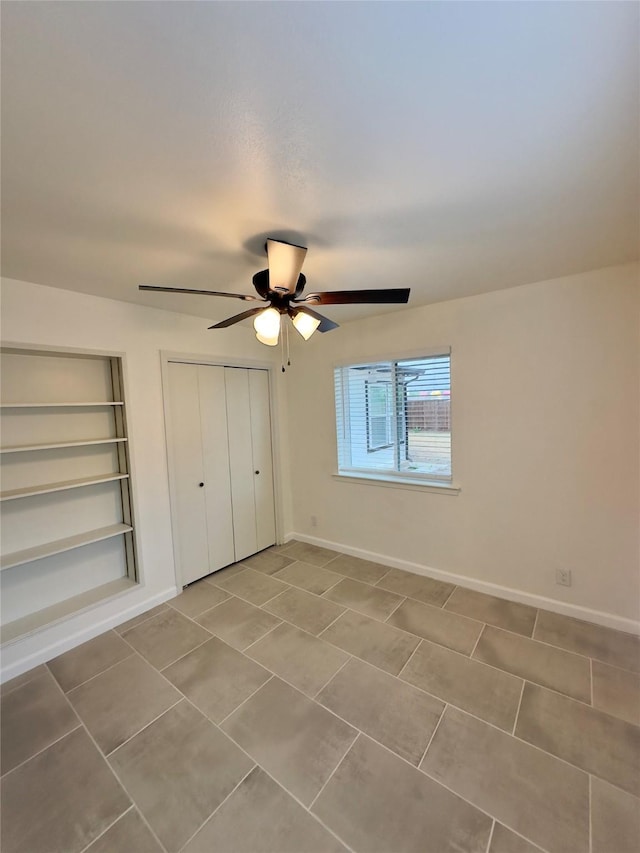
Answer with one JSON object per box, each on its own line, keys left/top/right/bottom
{"left": 286, "top": 264, "right": 640, "bottom": 629}
{"left": 0, "top": 277, "right": 292, "bottom": 678}
{"left": 2, "top": 263, "right": 638, "bottom": 678}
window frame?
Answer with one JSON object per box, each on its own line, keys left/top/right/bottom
{"left": 334, "top": 348, "right": 456, "bottom": 491}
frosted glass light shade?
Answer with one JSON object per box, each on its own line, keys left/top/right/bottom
{"left": 292, "top": 311, "right": 321, "bottom": 340}
{"left": 255, "top": 331, "right": 279, "bottom": 346}
{"left": 254, "top": 307, "right": 280, "bottom": 346}
{"left": 266, "top": 239, "right": 307, "bottom": 292}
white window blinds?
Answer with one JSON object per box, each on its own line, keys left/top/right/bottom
{"left": 334, "top": 353, "right": 452, "bottom": 482}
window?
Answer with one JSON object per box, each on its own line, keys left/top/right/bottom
{"left": 335, "top": 353, "right": 451, "bottom": 483}
{"left": 366, "top": 381, "right": 393, "bottom": 450}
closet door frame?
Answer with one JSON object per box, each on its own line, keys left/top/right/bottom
{"left": 160, "top": 351, "right": 284, "bottom": 590}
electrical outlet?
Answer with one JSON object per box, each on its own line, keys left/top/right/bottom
{"left": 556, "top": 568, "right": 572, "bottom": 587}
{"left": 310, "top": 515, "right": 318, "bottom": 528}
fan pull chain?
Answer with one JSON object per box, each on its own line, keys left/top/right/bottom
{"left": 280, "top": 316, "right": 292, "bottom": 373}
{"left": 286, "top": 321, "right": 291, "bottom": 367}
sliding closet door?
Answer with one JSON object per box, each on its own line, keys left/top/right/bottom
{"left": 224, "top": 368, "right": 258, "bottom": 561}
{"left": 166, "top": 361, "right": 277, "bottom": 584}
{"left": 198, "top": 365, "right": 235, "bottom": 573}
{"left": 249, "top": 369, "right": 276, "bottom": 551}
{"left": 166, "top": 362, "right": 210, "bottom": 584}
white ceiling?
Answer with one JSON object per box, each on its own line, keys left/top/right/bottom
{"left": 1, "top": 1, "right": 638, "bottom": 326}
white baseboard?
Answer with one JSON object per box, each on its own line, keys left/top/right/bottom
{"left": 0, "top": 586, "right": 179, "bottom": 684}
{"left": 291, "top": 532, "right": 640, "bottom": 636}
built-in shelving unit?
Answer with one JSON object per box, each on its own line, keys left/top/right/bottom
{"left": 0, "top": 577, "right": 136, "bottom": 645}
{"left": 0, "top": 347, "right": 139, "bottom": 643}
{"left": 1, "top": 523, "right": 134, "bottom": 571}
{"left": 1, "top": 473, "right": 129, "bottom": 502}
{"left": 1, "top": 437, "right": 128, "bottom": 454}
{"left": 0, "top": 402, "right": 125, "bottom": 408}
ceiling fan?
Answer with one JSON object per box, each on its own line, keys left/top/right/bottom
{"left": 140, "top": 238, "right": 410, "bottom": 346}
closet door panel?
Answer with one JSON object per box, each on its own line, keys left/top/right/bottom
{"left": 166, "top": 362, "right": 209, "bottom": 585}
{"left": 249, "top": 370, "right": 276, "bottom": 552}
{"left": 224, "top": 368, "right": 258, "bottom": 561}
{"left": 198, "top": 365, "right": 235, "bottom": 572}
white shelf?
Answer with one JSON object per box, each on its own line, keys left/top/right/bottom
{"left": 0, "top": 402, "right": 124, "bottom": 408}
{"left": 1, "top": 523, "right": 133, "bottom": 570}
{"left": 0, "top": 577, "right": 137, "bottom": 645}
{"left": 0, "top": 473, "right": 129, "bottom": 502}
{"left": 0, "top": 437, "right": 127, "bottom": 454}
{"left": 0, "top": 348, "right": 139, "bottom": 641}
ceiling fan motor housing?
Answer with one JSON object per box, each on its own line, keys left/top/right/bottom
{"left": 252, "top": 270, "right": 307, "bottom": 308}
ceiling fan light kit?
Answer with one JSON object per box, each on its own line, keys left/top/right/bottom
{"left": 139, "top": 237, "right": 410, "bottom": 350}
{"left": 253, "top": 307, "right": 281, "bottom": 346}
{"left": 291, "top": 310, "right": 321, "bottom": 340}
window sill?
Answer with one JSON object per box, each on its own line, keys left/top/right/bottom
{"left": 332, "top": 471, "right": 461, "bottom": 495}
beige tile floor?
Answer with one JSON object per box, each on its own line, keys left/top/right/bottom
{"left": 2, "top": 541, "right": 639, "bottom": 853}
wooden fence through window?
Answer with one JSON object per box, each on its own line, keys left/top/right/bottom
{"left": 407, "top": 398, "right": 451, "bottom": 432}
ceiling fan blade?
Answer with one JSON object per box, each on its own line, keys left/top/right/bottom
{"left": 139, "top": 285, "right": 259, "bottom": 300}
{"left": 208, "top": 307, "right": 267, "bottom": 329}
{"left": 291, "top": 306, "right": 339, "bottom": 333}
{"left": 296, "top": 287, "right": 410, "bottom": 306}
{"left": 266, "top": 238, "right": 307, "bottom": 293}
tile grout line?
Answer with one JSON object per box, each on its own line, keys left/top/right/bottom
{"left": 588, "top": 773, "right": 593, "bottom": 853}
{"left": 241, "top": 619, "right": 284, "bottom": 652}
{"left": 440, "top": 584, "right": 458, "bottom": 609}
{"left": 62, "top": 599, "right": 639, "bottom": 784}
{"left": 61, "top": 649, "right": 137, "bottom": 695}
{"left": 315, "top": 605, "right": 351, "bottom": 637}
{"left": 116, "top": 604, "right": 171, "bottom": 635}
{"left": 469, "top": 621, "right": 487, "bottom": 658}
{"left": 318, "top": 574, "right": 350, "bottom": 596}
{"left": 126, "top": 653, "right": 578, "bottom": 853}
{"left": 531, "top": 607, "right": 540, "bottom": 639}
{"left": 202, "top": 567, "right": 248, "bottom": 587}
{"left": 384, "top": 594, "right": 408, "bottom": 622}
{"left": 350, "top": 726, "right": 502, "bottom": 834}
{"left": 307, "top": 730, "right": 360, "bottom": 813}
{"left": 80, "top": 645, "right": 350, "bottom": 853}
{"left": 119, "top": 608, "right": 174, "bottom": 642}
{"left": 589, "top": 657, "right": 594, "bottom": 707}
{"left": 217, "top": 675, "right": 275, "bottom": 728}
{"left": 169, "top": 592, "right": 231, "bottom": 622}
{"left": 10, "top": 571, "right": 635, "bottom": 841}
{"left": 373, "top": 565, "right": 394, "bottom": 586}
{"left": 0, "top": 722, "right": 83, "bottom": 780}
{"left": 209, "top": 712, "right": 357, "bottom": 853}
{"left": 466, "top": 620, "right": 600, "bottom": 667}
{"left": 255, "top": 583, "right": 294, "bottom": 608}
{"left": 105, "top": 697, "right": 185, "bottom": 758}
{"left": 396, "top": 637, "right": 423, "bottom": 680}
{"left": 16, "top": 565, "right": 633, "bottom": 852}
{"left": 175, "top": 765, "right": 256, "bottom": 853}
{"left": 10, "top": 623, "right": 599, "bottom": 853}
{"left": 501, "top": 826, "right": 551, "bottom": 853}
{"left": 0, "top": 666, "right": 47, "bottom": 698}
{"left": 77, "top": 804, "right": 136, "bottom": 853}
{"left": 484, "top": 819, "right": 496, "bottom": 853}
{"left": 511, "top": 679, "right": 526, "bottom": 735}
{"left": 312, "top": 654, "right": 354, "bottom": 700}
{"left": 157, "top": 634, "right": 214, "bottom": 672}
{"left": 417, "top": 701, "right": 447, "bottom": 768}
{"left": 185, "top": 563, "right": 638, "bottom": 680}
{"left": 142, "top": 629, "right": 360, "bottom": 853}
{"left": 45, "top": 666, "right": 170, "bottom": 853}
{"left": 157, "top": 557, "right": 639, "bottom": 673}
{"left": 486, "top": 821, "right": 552, "bottom": 853}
